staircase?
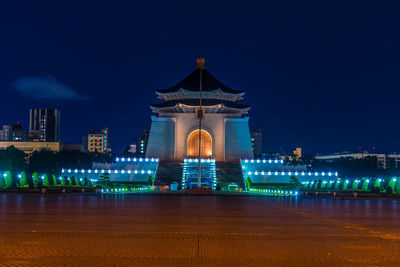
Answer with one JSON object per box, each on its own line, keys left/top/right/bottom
{"left": 154, "top": 161, "right": 183, "bottom": 186}
{"left": 182, "top": 159, "right": 217, "bottom": 190}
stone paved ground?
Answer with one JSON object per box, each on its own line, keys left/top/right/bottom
{"left": 0, "top": 194, "right": 400, "bottom": 266}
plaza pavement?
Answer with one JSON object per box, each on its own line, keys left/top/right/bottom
{"left": 1, "top": 193, "right": 400, "bottom": 266}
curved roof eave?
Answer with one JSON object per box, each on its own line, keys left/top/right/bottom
{"left": 155, "top": 69, "right": 244, "bottom": 95}
{"left": 150, "top": 100, "right": 250, "bottom": 110}
{"left": 156, "top": 88, "right": 245, "bottom": 97}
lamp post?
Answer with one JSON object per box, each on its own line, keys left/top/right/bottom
{"left": 197, "top": 57, "right": 205, "bottom": 188}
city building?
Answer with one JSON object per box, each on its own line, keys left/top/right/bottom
{"left": 61, "top": 143, "right": 83, "bottom": 152}
{"left": 138, "top": 130, "right": 150, "bottom": 155}
{"left": 277, "top": 148, "right": 303, "bottom": 161}
{"left": 0, "top": 124, "right": 27, "bottom": 141}
{"left": 29, "top": 109, "right": 61, "bottom": 142}
{"left": 146, "top": 57, "right": 253, "bottom": 162}
{"left": 250, "top": 129, "right": 262, "bottom": 157}
{"left": 82, "top": 136, "right": 88, "bottom": 152}
{"left": 0, "top": 141, "right": 60, "bottom": 155}
{"left": 315, "top": 151, "right": 400, "bottom": 169}
{"left": 293, "top": 148, "right": 302, "bottom": 160}
{"left": 128, "top": 144, "right": 137, "bottom": 154}
{"left": 86, "top": 128, "right": 110, "bottom": 153}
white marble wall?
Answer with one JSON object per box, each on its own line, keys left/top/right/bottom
{"left": 174, "top": 112, "right": 227, "bottom": 161}
{"left": 146, "top": 116, "right": 176, "bottom": 161}
{"left": 146, "top": 113, "right": 253, "bottom": 162}
{"left": 225, "top": 117, "right": 254, "bottom": 162}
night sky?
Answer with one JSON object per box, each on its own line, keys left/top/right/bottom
{"left": 1, "top": 1, "right": 400, "bottom": 155}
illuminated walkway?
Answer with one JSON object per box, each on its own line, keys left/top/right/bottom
{"left": 1, "top": 194, "right": 400, "bottom": 266}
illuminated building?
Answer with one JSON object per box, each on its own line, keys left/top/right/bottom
{"left": 146, "top": 58, "right": 253, "bottom": 162}
{"left": 0, "top": 124, "right": 27, "bottom": 141}
{"left": 61, "top": 156, "right": 159, "bottom": 184}
{"left": 29, "top": 109, "right": 60, "bottom": 142}
{"left": 138, "top": 130, "right": 150, "bottom": 155}
{"left": 0, "top": 141, "right": 60, "bottom": 154}
{"left": 279, "top": 147, "right": 302, "bottom": 161}
{"left": 241, "top": 158, "right": 338, "bottom": 190}
{"left": 293, "top": 148, "right": 302, "bottom": 159}
{"left": 250, "top": 129, "right": 262, "bottom": 157}
{"left": 86, "top": 127, "right": 110, "bottom": 153}
{"left": 128, "top": 144, "right": 137, "bottom": 154}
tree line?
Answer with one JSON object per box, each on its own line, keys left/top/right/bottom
{"left": 300, "top": 154, "right": 400, "bottom": 178}
{"left": 0, "top": 146, "right": 113, "bottom": 175}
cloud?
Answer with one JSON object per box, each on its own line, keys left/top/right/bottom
{"left": 11, "top": 76, "right": 89, "bottom": 100}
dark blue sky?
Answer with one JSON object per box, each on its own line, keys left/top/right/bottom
{"left": 1, "top": 1, "right": 400, "bottom": 154}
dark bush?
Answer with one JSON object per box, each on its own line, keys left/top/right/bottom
{"left": 386, "top": 186, "right": 393, "bottom": 194}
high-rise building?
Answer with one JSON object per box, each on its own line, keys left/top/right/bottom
{"left": 0, "top": 124, "right": 27, "bottom": 141}
{"left": 29, "top": 109, "right": 61, "bottom": 142}
{"left": 250, "top": 130, "right": 263, "bottom": 157}
{"left": 138, "top": 130, "right": 150, "bottom": 155}
{"left": 86, "top": 127, "right": 110, "bottom": 153}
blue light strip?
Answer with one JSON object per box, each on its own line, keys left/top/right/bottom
{"left": 115, "top": 157, "right": 159, "bottom": 162}
{"left": 182, "top": 158, "right": 217, "bottom": 190}
{"left": 62, "top": 169, "right": 154, "bottom": 174}
{"left": 243, "top": 159, "right": 283, "bottom": 164}
{"left": 245, "top": 171, "right": 338, "bottom": 177}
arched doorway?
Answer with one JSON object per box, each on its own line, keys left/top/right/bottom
{"left": 187, "top": 129, "right": 212, "bottom": 157}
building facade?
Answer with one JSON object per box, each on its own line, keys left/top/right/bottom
{"left": 86, "top": 128, "right": 110, "bottom": 153}
{"left": 29, "top": 109, "right": 61, "bottom": 142}
{"left": 250, "top": 129, "right": 262, "bottom": 157}
{"left": 138, "top": 130, "right": 150, "bottom": 155}
{"left": 128, "top": 144, "right": 137, "bottom": 154}
{"left": 0, "top": 141, "right": 60, "bottom": 154}
{"left": 0, "top": 124, "right": 27, "bottom": 141}
{"left": 61, "top": 143, "right": 83, "bottom": 152}
{"left": 146, "top": 58, "right": 253, "bottom": 162}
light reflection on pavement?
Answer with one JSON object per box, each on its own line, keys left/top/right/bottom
{"left": 0, "top": 194, "right": 399, "bottom": 266}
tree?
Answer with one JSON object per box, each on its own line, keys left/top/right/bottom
{"left": 0, "top": 146, "right": 26, "bottom": 172}
{"left": 300, "top": 154, "right": 315, "bottom": 167}
{"left": 386, "top": 186, "right": 393, "bottom": 194}
{"left": 246, "top": 177, "right": 252, "bottom": 189}
{"left": 148, "top": 175, "right": 154, "bottom": 185}
{"left": 27, "top": 149, "right": 57, "bottom": 174}
{"left": 311, "top": 156, "right": 380, "bottom": 178}
{"left": 289, "top": 175, "right": 300, "bottom": 185}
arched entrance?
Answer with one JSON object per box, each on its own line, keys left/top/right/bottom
{"left": 187, "top": 129, "right": 212, "bottom": 157}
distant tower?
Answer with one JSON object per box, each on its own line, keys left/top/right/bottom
{"left": 146, "top": 58, "right": 253, "bottom": 162}
{"left": 250, "top": 130, "right": 263, "bottom": 157}
{"left": 29, "top": 109, "right": 61, "bottom": 142}
{"left": 138, "top": 130, "right": 150, "bottom": 156}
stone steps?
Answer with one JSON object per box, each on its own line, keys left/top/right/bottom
{"left": 216, "top": 161, "right": 245, "bottom": 189}
{"left": 154, "top": 161, "right": 182, "bottom": 185}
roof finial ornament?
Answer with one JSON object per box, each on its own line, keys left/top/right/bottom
{"left": 196, "top": 57, "right": 205, "bottom": 69}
